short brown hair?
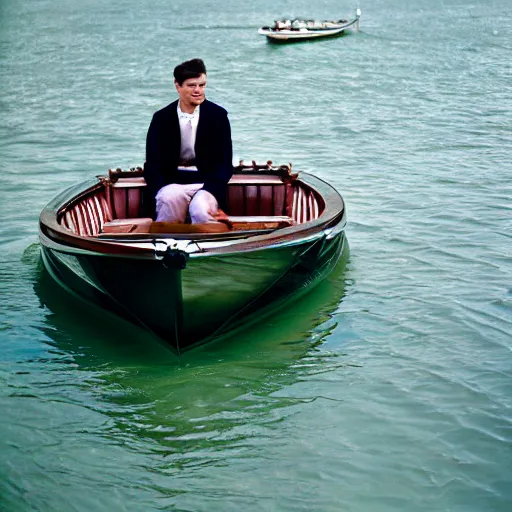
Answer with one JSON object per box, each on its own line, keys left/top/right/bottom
{"left": 173, "top": 58, "right": 207, "bottom": 85}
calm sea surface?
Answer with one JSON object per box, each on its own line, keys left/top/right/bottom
{"left": 1, "top": 0, "right": 511, "bottom": 510}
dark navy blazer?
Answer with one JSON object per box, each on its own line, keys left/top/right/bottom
{"left": 144, "top": 98, "right": 233, "bottom": 217}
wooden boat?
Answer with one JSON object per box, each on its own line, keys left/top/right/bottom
{"left": 258, "top": 9, "right": 361, "bottom": 42}
{"left": 39, "top": 161, "right": 348, "bottom": 353}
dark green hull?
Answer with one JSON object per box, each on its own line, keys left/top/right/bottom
{"left": 40, "top": 230, "right": 346, "bottom": 352}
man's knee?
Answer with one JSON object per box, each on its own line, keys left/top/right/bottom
{"left": 155, "top": 184, "right": 190, "bottom": 223}
{"left": 189, "top": 190, "right": 218, "bottom": 224}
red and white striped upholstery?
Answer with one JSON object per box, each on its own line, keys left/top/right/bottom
{"left": 61, "top": 191, "right": 112, "bottom": 237}
{"left": 291, "top": 185, "right": 321, "bottom": 224}
{"left": 60, "top": 178, "right": 146, "bottom": 236}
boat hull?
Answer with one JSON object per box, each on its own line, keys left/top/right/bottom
{"left": 39, "top": 167, "right": 348, "bottom": 353}
{"left": 259, "top": 27, "right": 347, "bottom": 41}
{"left": 40, "top": 229, "right": 347, "bottom": 352}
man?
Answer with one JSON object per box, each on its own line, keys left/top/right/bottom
{"left": 144, "top": 58, "right": 233, "bottom": 223}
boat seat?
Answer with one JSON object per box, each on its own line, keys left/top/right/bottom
{"left": 149, "top": 222, "right": 230, "bottom": 234}
{"left": 101, "top": 218, "right": 153, "bottom": 234}
{"left": 227, "top": 174, "right": 289, "bottom": 217}
{"left": 99, "top": 215, "right": 294, "bottom": 236}
{"left": 149, "top": 218, "right": 293, "bottom": 234}
{"left": 111, "top": 177, "right": 146, "bottom": 219}
{"left": 225, "top": 215, "right": 295, "bottom": 231}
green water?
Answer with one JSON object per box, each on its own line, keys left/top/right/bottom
{"left": 1, "top": 0, "right": 511, "bottom": 510}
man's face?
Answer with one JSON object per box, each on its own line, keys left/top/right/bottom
{"left": 175, "top": 73, "right": 207, "bottom": 110}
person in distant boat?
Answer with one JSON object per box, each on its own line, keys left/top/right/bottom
{"left": 144, "top": 58, "right": 233, "bottom": 223}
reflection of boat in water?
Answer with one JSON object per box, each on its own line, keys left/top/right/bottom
{"left": 258, "top": 9, "right": 361, "bottom": 42}
{"left": 33, "top": 244, "right": 351, "bottom": 456}
{"left": 39, "top": 161, "right": 348, "bottom": 353}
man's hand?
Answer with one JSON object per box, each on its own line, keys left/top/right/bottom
{"left": 212, "top": 209, "right": 232, "bottom": 227}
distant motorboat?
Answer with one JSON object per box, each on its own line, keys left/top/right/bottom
{"left": 258, "top": 9, "right": 361, "bottom": 42}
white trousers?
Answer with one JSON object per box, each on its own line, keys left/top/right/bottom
{"left": 155, "top": 183, "right": 218, "bottom": 224}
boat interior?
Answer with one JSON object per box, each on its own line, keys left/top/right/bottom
{"left": 273, "top": 19, "right": 349, "bottom": 31}
{"left": 57, "top": 166, "right": 326, "bottom": 238}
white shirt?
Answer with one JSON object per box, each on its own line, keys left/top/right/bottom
{"left": 177, "top": 103, "right": 200, "bottom": 163}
